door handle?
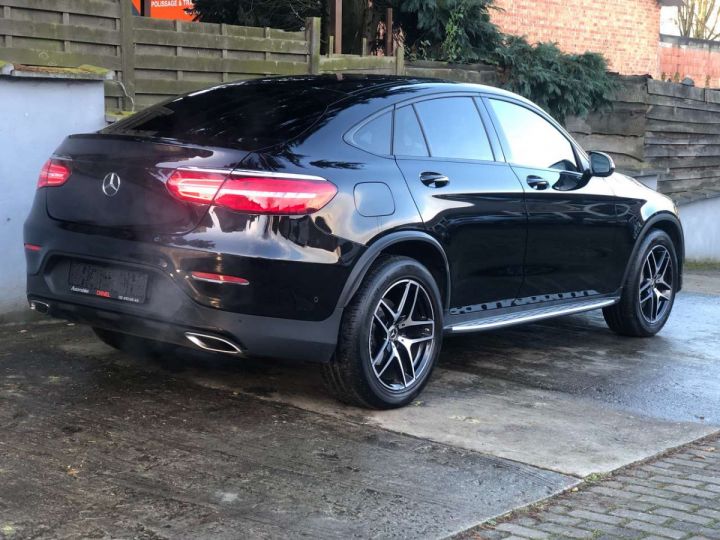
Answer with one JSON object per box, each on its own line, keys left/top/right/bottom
{"left": 526, "top": 175, "right": 550, "bottom": 190}
{"left": 420, "top": 171, "right": 450, "bottom": 188}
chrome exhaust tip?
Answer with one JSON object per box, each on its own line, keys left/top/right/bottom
{"left": 29, "top": 300, "right": 50, "bottom": 315}
{"left": 184, "top": 332, "right": 242, "bottom": 355}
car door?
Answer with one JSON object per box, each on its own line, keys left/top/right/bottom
{"left": 393, "top": 95, "right": 527, "bottom": 313}
{"left": 485, "top": 97, "right": 619, "bottom": 299}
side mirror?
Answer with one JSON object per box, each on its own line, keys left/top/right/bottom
{"left": 588, "top": 151, "right": 615, "bottom": 178}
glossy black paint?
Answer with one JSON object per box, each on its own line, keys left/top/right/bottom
{"left": 25, "top": 75, "right": 683, "bottom": 362}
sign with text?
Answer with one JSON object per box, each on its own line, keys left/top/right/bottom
{"left": 131, "top": 0, "right": 195, "bottom": 21}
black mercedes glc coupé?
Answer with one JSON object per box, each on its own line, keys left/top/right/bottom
{"left": 25, "top": 75, "right": 683, "bottom": 408}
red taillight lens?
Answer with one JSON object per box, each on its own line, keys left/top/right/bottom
{"left": 190, "top": 271, "right": 249, "bottom": 285}
{"left": 166, "top": 169, "right": 227, "bottom": 204}
{"left": 166, "top": 169, "right": 337, "bottom": 216}
{"left": 37, "top": 159, "right": 71, "bottom": 188}
{"left": 215, "top": 177, "right": 337, "bottom": 215}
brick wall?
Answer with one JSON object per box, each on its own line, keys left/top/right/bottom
{"left": 659, "top": 35, "right": 720, "bottom": 88}
{"left": 491, "top": 0, "right": 661, "bottom": 77}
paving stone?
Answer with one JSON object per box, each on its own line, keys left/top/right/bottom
{"left": 665, "top": 484, "right": 719, "bottom": 499}
{"left": 577, "top": 521, "right": 643, "bottom": 538}
{"left": 642, "top": 465, "right": 684, "bottom": 476}
{"left": 653, "top": 507, "right": 714, "bottom": 526}
{"left": 568, "top": 509, "right": 623, "bottom": 525}
{"left": 495, "top": 524, "right": 549, "bottom": 539}
{"left": 625, "top": 520, "right": 687, "bottom": 539}
{"left": 610, "top": 508, "right": 669, "bottom": 524}
{"left": 697, "top": 508, "right": 720, "bottom": 520}
{"left": 667, "top": 521, "right": 720, "bottom": 538}
{"left": 651, "top": 475, "right": 704, "bottom": 488}
{"left": 535, "top": 522, "right": 594, "bottom": 538}
{"left": 702, "top": 483, "right": 720, "bottom": 494}
{"left": 483, "top": 436, "right": 720, "bottom": 540}
{"left": 663, "top": 457, "right": 709, "bottom": 469}
{"left": 542, "top": 512, "right": 582, "bottom": 526}
{"left": 637, "top": 495, "right": 697, "bottom": 512}
{"left": 688, "top": 475, "right": 720, "bottom": 486}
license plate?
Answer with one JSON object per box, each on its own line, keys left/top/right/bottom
{"left": 68, "top": 261, "right": 149, "bottom": 304}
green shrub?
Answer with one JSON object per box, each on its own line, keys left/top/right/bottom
{"left": 398, "top": 1, "right": 617, "bottom": 122}
{"left": 396, "top": 0, "right": 501, "bottom": 63}
{"left": 490, "top": 36, "right": 618, "bottom": 122}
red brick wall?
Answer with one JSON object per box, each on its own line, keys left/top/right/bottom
{"left": 659, "top": 41, "right": 720, "bottom": 88}
{"left": 491, "top": 0, "right": 661, "bottom": 77}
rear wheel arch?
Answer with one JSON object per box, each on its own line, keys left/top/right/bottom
{"left": 623, "top": 213, "right": 684, "bottom": 291}
{"left": 337, "top": 232, "right": 451, "bottom": 311}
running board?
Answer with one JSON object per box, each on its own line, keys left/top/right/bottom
{"left": 446, "top": 297, "right": 619, "bottom": 334}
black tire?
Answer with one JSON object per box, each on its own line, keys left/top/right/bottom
{"left": 92, "top": 327, "right": 174, "bottom": 357}
{"left": 322, "top": 255, "right": 444, "bottom": 409}
{"left": 603, "top": 229, "right": 678, "bottom": 337}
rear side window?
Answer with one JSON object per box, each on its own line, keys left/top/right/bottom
{"left": 353, "top": 112, "right": 391, "bottom": 155}
{"left": 393, "top": 106, "right": 429, "bottom": 157}
{"left": 413, "top": 97, "right": 494, "bottom": 161}
{"left": 103, "top": 80, "right": 333, "bottom": 151}
{"left": 488, "top": 99, "right": 579, "bottom": 172}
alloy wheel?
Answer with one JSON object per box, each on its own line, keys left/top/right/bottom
{"left": 639, "top": 245, "right": 674, "bottom": 324}
{"left": 368, "top": 279, "right": 436, "bottom": 391}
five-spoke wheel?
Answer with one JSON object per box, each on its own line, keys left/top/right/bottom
{"left": 369, "top": 279, "right": 436, "bottom": 391}
{"left": 604, "top": 229, "right": 678, "bottom": 337}
{"left": 322, "top": 256, "right": 443, "bottom": 409}
{"left": 638, "top": 245, "right": 674, "bottom": 324}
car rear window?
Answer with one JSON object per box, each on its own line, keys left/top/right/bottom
{"left": 103, "top": 80, "right": 336, "bottom": 151}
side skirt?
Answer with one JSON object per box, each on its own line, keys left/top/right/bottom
{"left": 444, "top": 296, "right": 620, "bottom": 334}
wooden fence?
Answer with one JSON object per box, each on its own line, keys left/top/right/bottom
{"left": 0, "top": 1, "right": 396, "bottom": 110}
{"left": 567, "top": 77, "right": 720, "bottom": 202}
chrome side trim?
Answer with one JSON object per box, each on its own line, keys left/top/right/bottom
{"left": 185, "top": 332, "right": 243, "bottom": 355}
{"left": 177, "top": 167, "right": 326, "bottom": 182}
{"left": 448, "top": 298, "right": 619, "bottom": 333}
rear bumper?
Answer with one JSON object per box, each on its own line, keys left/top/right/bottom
{"left": 23, "top": 220, "right": 346, "bottom": 362}
{"left": 27, "top": 285, "right": 341, "bottom": 363}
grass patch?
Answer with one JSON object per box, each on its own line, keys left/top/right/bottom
{"left": 685, "top": 260, "right": 720, "bottom": 272}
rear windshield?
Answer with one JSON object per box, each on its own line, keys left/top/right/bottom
{"left": 103, "top": 79, "right": 337, "bottom": 150}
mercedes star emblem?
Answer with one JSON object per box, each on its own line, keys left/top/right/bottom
{"left": 102, "top": 172, "right": 121, "bottom": 197}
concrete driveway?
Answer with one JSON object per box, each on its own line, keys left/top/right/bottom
{"left": 1, "top": 272, "right": 718, "bottom": 538}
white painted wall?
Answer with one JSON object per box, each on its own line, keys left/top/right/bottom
{"left": 680, "top": 197, "right": 720, "bottom": 262}
{"left": 0, "top": 76, "right": 105, "bottom": 320}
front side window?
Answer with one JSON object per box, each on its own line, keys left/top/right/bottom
{"left": 488, "top": 99, "right": 579, "bottom": 172}
{"left": 413, "top": 97, "right": 494, "bottom": 161}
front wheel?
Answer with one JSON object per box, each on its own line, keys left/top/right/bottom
{"left": 603, "top": 229, "right": 678, "bottom": 337}
{"left": 322, "top": 256, "right": 443, "bottom": 409}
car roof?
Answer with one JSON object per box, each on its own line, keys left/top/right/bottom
{"left": 234, "top": 74, "right": 534, "bottom": 109}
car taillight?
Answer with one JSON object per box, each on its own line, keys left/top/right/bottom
{"left": 215, "top": 177, "right": 337, "bottom": 215}
{"left": 166, "top": 169, "right": 337, "bottom": 215}
{"left": 166, "top": 169, "right": 227, "bottom": 204}
{"left": 37, "top": 159, "right": 71, "bottom": 188}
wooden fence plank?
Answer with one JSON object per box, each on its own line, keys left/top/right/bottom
{"left": 136, "top": 54, "right": 308, "bottom": 75}
{"left": 647, "top": 79, "right": 710, "bottom": 102}
{"left": 0, "top": 47, "right": 121, "bottom": 70}
{"left": 0, "top": 0, "right": 120, "bottom": 18}
{"left": 134, "top": 28, "right": 308, "bottom": 55}
{"left": 0, "top": 19, "right": 121, "bottom": 46}
{"left": 136, "top": 78, "right": 217, "bottom": 95}
{"left": 119, "top": 0, "right": 135, "bottom": 110}
{"left": 645, "top": 144, "right": 720, "bottom": 158}
{"left": 647, "top": 105, "right": 720, "bottom": 124}
{"left": 320, "top": 55, "right": 396, "bottom": 71}
{"left": 647, "top": 94, "right": 720, "bottom": 114}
